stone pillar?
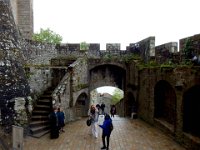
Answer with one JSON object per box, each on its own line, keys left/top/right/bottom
{"left": 14, "top": 97, "right": 28, "bottom": 126}
{"left": 174, "top": 88, "right": 184, "bottom": 143}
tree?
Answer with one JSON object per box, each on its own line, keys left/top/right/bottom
{"left": 111, "top": 88, "right": 123, "bottom": 104}
{"left": 32, "top": 28, "right": 62, "bottom": 44}
{"left": 80, "top": 41, "right": 89, "bottom": 51}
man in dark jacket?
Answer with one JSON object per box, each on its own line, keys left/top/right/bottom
{"left": 101, "top": 102, "right": 105, "bottom": 115}
{"left": 49, "top": 107, "right": 59, "bottom": 139}
{"left": 99, "top": 114, "right": 113, "bottom": 150}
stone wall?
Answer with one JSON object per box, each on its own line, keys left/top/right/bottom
{"left": 71, "top": 58, "right": 89, "bottom": 105}
{"left": 0, "top": 0, "right": 30, "bottom": 102}
{"left": 57, "top": 43, "right": 101, "bottom": 58}
{"left": 106, "top": 43, "right": 120, "bottom": 51}
{"left": 52, "top": 58, "right": 89, "bottom": 122}
{"left": 89, "top": 64, "right": 126, "bottom": 91}
{"left": 0, "top": 0, "right": 30, "bottom": 133}
{"left": 20, "top": 39, "right": 58, "bottom": 99}
{"left": 179, "top": 33, "right": 200, "bottom": 63}
{"left": 155, "top": 42, "right": 179, "bottom": 64}
{"left": 128, "top": 37, "right": 155, "bottom": 63}
{"left": 136, "top": 66, "right": 200, "bottom": 149}
{"left": 21, "top": 39, "right": 57, "bottom": 65}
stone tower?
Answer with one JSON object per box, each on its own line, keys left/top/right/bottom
{"left": 10, "top": 0, "right": 33, "bottom": 39}
{"left": 0, "top": 0, "right": 30, "bottom": 127}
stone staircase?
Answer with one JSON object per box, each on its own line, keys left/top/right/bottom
{"left": 29, "top": 88, "right": 53, "bottom": 138}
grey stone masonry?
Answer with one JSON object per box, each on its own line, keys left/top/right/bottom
{"left": 0, "top": 0, "right": 30, "bottom": 102}
{"left": 155, "top": 42, "right": 178, "bottom": 64}
{"left": 16, "top": 0, "right": 33, "bottom": 39}
{"left": 0, "top": 0, "right": 30, "bottom": 129}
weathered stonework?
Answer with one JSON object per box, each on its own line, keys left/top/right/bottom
{"left": 10, "top": 0, "right": 33, "bottom": 39}
{"left": 0, "top": 1, "right": 30, "bottom": 107}
{"left": 155, "top": 42, "right": 179, "bottom": 64}
{"left": 0, "top": 3, "right": 31, "bottom": 143}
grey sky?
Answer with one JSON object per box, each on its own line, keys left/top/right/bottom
{"left": 34, "top": 0, "right": 200, "bottom": 49}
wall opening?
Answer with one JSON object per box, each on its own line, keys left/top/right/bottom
{"left": 75, "top": 93, "right": 89, "bottom": 117}
{"left": 183, "top": 85, "right": 200, "bottom": 138}
{"left": 90, "top": 86, "right": 124, "bottom": 115}
{"left": 154, "top": 80, "right": 176, "bottom": 126}
{"left": 126, "top": 92, "right": 137, "bottom": 117}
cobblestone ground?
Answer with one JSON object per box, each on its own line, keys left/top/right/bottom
{"left": 24, "top": 115, "right": 186, "bottom": 150}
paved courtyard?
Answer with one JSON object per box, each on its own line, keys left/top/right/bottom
{"left": 24, "top": 115, "right": 185, "bottom": 150}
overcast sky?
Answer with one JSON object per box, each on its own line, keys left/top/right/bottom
{"left": 33, "top": 0, "right": 200, "bottom": 50}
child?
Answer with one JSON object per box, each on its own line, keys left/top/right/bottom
{"left": 99, "top": 114, "right": 113, "bottom": 150}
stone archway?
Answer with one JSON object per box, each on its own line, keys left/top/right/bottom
{"left": 75, "top": 93, "right": 89, "bottom": 117}
{"left": 183, "top": 85, "right": 200, "bottom": 138}
{"left": 89, "top": 64, "right": 126, "bottom": 91}
{"left": 154, "top": 80, "right": 176, "bottom": 128}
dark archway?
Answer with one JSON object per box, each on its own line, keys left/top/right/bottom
{"left": 126, "top": 92, "right": 137, "bottom": 117}
{"left": 183, "top": 85, "right": 200, "bottom": 137}
{"left": 75, "top": 93, "right": 89, "bottom": 117}
{"left": 154, "top": 80, "right": 176, "bottom": 126}
{"left": 89, "top": 64, "right": 126, "bottom": 91}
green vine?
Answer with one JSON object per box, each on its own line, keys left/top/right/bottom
{"left": 183, "top": 38, "right": 193, "bottom": 62}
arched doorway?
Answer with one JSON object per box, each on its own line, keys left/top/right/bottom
{"left": 75, "top": 93, "right": 89, "bottom": 117}
{"left": 126, "top": 92, "right": 137, "bottom": 117}
{"left": 154, "top": 80, "right": 176, "bottom": 128}
{"left": 183, "top": 85, "right": 200, "bottom": 137}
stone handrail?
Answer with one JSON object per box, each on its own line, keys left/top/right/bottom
{"left": 51, "top": 58, "right": 82, "bottom": 107}
{"left": 51, "top": 68, "right": 71, "bottom": 107}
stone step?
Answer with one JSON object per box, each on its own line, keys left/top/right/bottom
{"left": 34, "top": 105, "right": 51, "bottom": 111}
{"left": 31, "top": 128, "right": 50, "bottom": 138}
{"left": 29, "top": 120, "right": 49, "bottom": 128}
{"left": 44, "top": 90, "right": 54, "bottom": 95}
{"left": 40, "top": 95, "right": 52, "bottom": 99}
{"left": 38, "top": 99, "right": 51, "bottom": 102}
{"left": 37, "top": 100, "right": 51, "bottom": 106}
{"left": 29, "top": 86, "right": 54, "bottom": 138}
{"left": 30, "top": 125, "right": 50, "bottom": 134}
{"left": 31, "top": 116, "right": 49, "bottom": 121}
{"left": 32, "top": 110, "right": 50, "bottom": 116}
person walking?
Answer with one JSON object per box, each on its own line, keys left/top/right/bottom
{"left": 99, "top": 114, "right": 113, "bottom": 150}
{"left": 110, "top": 105, "right": 117, "bottom": 118}
{"left": 57, "top": 107, "right": 65, "bottom": 132}
{"left": 88, "top": 104, "right": 99, "bottom": 138}
{"left": 101, "top": 102, "right": 105, "bottom": 115}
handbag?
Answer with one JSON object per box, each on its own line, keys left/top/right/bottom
{"left": 86, "top": 118, "right": 92, "bottom": 126}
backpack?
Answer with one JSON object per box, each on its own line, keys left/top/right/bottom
{"left": 110, "top": 122, "right": 113, "bottom": 132}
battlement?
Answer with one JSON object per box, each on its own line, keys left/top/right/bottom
{"left": 6, "top": 0, "right": 200, "bottom": 65}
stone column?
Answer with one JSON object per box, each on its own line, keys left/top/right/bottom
{"left": 174, "top": 88, "right": 184, "bottom": 143}
{"left": 14, "top": 97, "right": 28, "bottom": 126}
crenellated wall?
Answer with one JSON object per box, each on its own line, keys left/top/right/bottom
{"left": 179, "top": 33, "right": 200, "bottom": 63}
{"left": 127, "top": 37, "right": 155, "bottom": 63}
{"left": 155, "top": 42, "right": 179, "bottom": 64}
